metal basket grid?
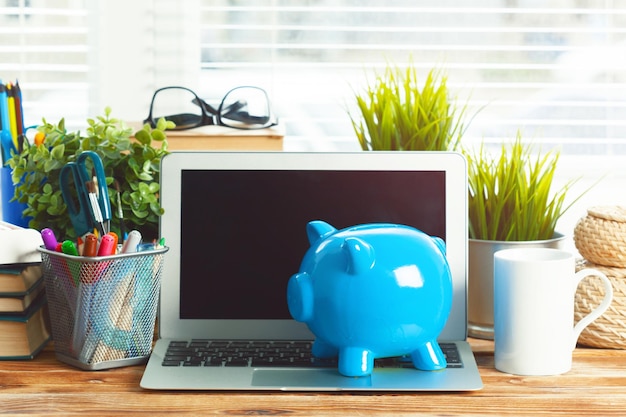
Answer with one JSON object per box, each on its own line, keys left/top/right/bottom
{"left": 38, "top": 246, "right": 168, "bottom": 370}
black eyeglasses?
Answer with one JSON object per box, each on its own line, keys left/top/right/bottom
{"left": 143, "top": 86, "right": 278, "bottom": 130}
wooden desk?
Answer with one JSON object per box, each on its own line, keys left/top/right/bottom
{"left": 1, "top": 338, "right": 625, "bottom": 416}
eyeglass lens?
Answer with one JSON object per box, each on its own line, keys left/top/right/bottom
{"left": 219, "top": 87, "right": 273, "bottom": 129}
{"left": 151, "top": 87, "right": 204, "bottom": 130}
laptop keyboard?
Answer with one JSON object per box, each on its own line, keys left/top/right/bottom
{"left": 161, "top": 340, "right": 463, "bottom": 369}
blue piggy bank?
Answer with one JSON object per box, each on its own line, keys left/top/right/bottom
{"left": 287, "top": 220, "right": 453, "bottom": 377}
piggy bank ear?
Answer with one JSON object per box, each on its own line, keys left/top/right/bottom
{"left": 306, "top": 220, "right": 337, "bottom": 245}
{"left": 342, "top": 237, "right": 375, "bottom": 275}
{"left": 431, "top": 236, "right": 447, "bottom": 255}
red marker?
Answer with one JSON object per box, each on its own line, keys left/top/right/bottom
{"left": 97, "top": 234, "right": 116, "bottom": 256}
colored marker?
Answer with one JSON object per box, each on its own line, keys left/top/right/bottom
{"left": 97, "top": 233, "right": 116, "bottom": 256}
{"left": 41, "top": 228, "right": 58, "bottom": 251}
{"left": 107, "top": 231, "right": 119, "bottom": 253}
{"left": 61, "top": 240, "right": 79, "bottom": 256}
{"left": 121, "top": 230, "right": 142, "bottom": 253}
{"left": 82, "top": 234, "right": 98, "bottom": 257}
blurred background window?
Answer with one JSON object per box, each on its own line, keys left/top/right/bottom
{"left": 1, "top": 0, "right": 625, "bottom": 154}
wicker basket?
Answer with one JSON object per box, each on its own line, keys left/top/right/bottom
{"left": 574, "top": 206, "right": 626, "bottom": 268}
{"left": 575, "top": 260, "right": 626, "bottom": 349}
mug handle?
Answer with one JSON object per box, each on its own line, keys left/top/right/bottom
{"left": 571, "top": 268, "right": 614, "bottom": 349}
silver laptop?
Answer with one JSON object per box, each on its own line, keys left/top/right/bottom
{"left": 140, "top": 151, "right": 483, "bottom": 391}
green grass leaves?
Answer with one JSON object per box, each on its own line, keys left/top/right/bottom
{"left": 350, "top": 64, "right": 466, "bottom": 151}
{"left": 466, "top": 134, "right": 581, "bottom": 241}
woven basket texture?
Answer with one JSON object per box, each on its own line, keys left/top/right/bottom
{"left": 575, "top": 260, "right": 626, "bottom": 349}
{"left": 574, "top": 206, "right": 626, "bottom": 268}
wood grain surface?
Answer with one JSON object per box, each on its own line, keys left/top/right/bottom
{"left": 1, "top": 338, "right": 625, "bottom": 416}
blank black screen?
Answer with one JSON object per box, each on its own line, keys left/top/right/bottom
{"left": 180, "top": 170, "right": 446, "bottom": 319}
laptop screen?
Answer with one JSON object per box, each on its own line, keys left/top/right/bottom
{"left": 179, "top": 169, "right": 446, "bottom": 320}
{"left": 159, "top": 152, "right": 467, "bottom": 342}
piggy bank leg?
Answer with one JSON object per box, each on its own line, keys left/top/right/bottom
{"left": 338, "top": 347, "right": 374, "bottom": 377}
{"left": 410, "top": 340, "right": 447, "bottom": 371}
{"left": 312, "top": 339, "right": 338, "bottom": 358}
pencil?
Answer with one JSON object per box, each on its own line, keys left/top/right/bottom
{"left": 6, "top": 83, "right": 18, "bottom": 148}
{"left": 13, "top": 81, "right": 23, "bottom": 137}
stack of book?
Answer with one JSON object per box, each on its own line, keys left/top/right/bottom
{"left": 0, "top": 221, "right": 50, "bottom": 359}
{"left": 0, "top": 265, "right": 50, "bottom": 359}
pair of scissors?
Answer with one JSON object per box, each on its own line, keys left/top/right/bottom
{"left": 60, "top": 151, "right": 111, "bottom": 238}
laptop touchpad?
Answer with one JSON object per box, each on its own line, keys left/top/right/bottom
{"left": 251, "top": 369, "right": 372, "bottom": 389}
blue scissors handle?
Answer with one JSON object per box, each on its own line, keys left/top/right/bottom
{"left": 77, "top": 151, "right": 111, "bottom": 223}
{"left": 59, "top": 151, "right": 111, "bottom": 237}
{"left": 60, "top": 162, "right": 92, "bottom": 237}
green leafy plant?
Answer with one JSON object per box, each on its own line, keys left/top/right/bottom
{"left": 465, "top": 133, "right": 588, "bottom": 241}
{"left": 8, "top": 107, "right": 173, "bottom": 240}
{"left": 349, "top": 63, "right": 468, "bottom": 151}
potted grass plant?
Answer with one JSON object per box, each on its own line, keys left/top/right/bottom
{"left": 349, "top": 62, "right": 467, "bottom": 151}
{"left": 464, "top": 133, "right": 588, "bottom": 339}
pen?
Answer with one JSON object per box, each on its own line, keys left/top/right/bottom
{"left": 0, "top": 83, "right": 10, "bottom": 141}
{"left": 83, "top": 233, "right": 98, "bottom": 257}
{"left": 6, "top": 83, "right": 17, "bottom": 147}
{"left": 0, "top": 83, "right": 13, "bottom": 165}
{"left": 85, "top": 180, "right": 105, "bottom": 236}
{"left": 107, "top": 231, "right": 119, "bottom": 253}
{"left": 61, "top": 240, "right": 79, "bottom": 256}
{"left": 97, "top": 233, "right": 116, "bottom": 256}
{"left": 13, "top": 80, "right": 23, "bottom": 138}
{"left": 121, "top": 230, "right": 142, "bottom": 253}
{"left": 61, "top": 240, "right": 82, "bottom": 285}
{"left": 41, "top": 228, "right": 59, "bottom": 251}
{"left": 114, "top": 180, "right": 126, "bottom": 242}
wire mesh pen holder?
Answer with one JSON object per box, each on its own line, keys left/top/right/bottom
{"left": 39, "top": 246, "right": 168, "bottom": 370}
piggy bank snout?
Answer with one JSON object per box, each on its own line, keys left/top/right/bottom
{"left": 287, "top": 272, "right": 314, "bottom": 322}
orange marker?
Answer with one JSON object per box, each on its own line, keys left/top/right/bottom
{"left": 83, "top": 234, "right": 98, "bottom": 257}
{"left": 107, "top": 231, "right": 119, "bottom": 253}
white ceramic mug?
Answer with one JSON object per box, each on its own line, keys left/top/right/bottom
{"left": 493, "top": 248, "right": 613, "bottom": 376}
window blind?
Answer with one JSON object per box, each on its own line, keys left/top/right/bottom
{"left": 0, "top": 1, "right": 201, "bottom": 130}
{"left": 200, "top": 1, "right": 626, "bottom": 153}
{"left": 0, "top": 0, "right": 88, "bottom": 129}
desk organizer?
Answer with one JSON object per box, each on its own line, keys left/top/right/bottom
{"left": 574, "top": 206, "right": 626, "bottom": 349}
{"left": 38, "top": 246, "right": 168, "bottom": 370}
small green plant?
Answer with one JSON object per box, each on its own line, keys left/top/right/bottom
{"left": 349, "top": 63, "right": 468, "bottom": 151}
{"left": 465, "top": 133, "right": 586, "bottom": 241}
{"left": 8, "top": 107, "right": 173, "bottom": 240}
